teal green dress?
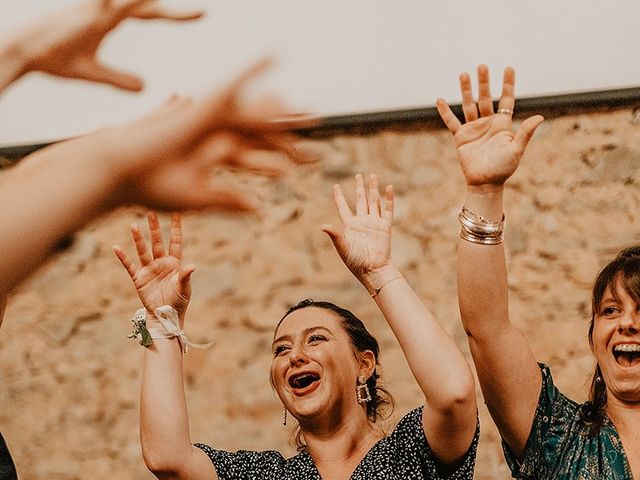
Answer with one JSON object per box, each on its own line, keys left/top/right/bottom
{"left": 502, "top": 364, "right": 634, "bottom": 479}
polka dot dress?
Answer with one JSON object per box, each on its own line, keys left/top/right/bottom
{"left": 195, "top": 406, "right": 478, "bottom": 479}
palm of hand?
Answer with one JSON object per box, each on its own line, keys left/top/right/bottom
{"left": 133, "top": 257, "right": 188, "bottom": 319}
{"left": 27, "top": 6, "right": 114, "bottom": 75}
{"left": 341, "top": 216, "right": 391, "bottom": 275}
{"left": 454, "top": 115, "right": 521, "bottom": 187}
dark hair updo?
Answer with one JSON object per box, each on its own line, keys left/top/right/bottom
{"left": 276, "top": 299, "right": 395, "bottom": 450}
{"left": 581, "top": 245, "right": 640, "bottom": 434}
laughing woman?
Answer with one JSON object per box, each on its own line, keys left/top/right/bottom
{"left": 436, "top": 65, "right": 640, "bottom": 479}
{"left": 113, "top": 174, "right": 478, "bottom": 480}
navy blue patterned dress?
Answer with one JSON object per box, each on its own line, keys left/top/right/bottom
{"left": 195, "top": 407, "right": 478, "bottom": 479}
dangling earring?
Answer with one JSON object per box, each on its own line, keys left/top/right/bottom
{"left": 356, "top": 374, "right": 372, "bottom": 404}
{"left": 282, "top": 407, "right": 288, "bottom": 426}
{"left": 596, "top": 375, "right": 602, "bottom": 383}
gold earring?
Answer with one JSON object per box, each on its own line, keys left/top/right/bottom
{"left": 356, "top": 374, "right": 372, "bottom": 404}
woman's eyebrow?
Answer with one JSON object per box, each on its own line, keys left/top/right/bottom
{"left": 272, "top": 334, "right": 291, "bottom": 348}
{"left": 304, "top": 326, "right": 333, "bottom": 336}
{"left": 600, "top": 292, "right": 621, "bottom": 305}
{"left": 272, "top": 326, "right": 334, "bottom": 347}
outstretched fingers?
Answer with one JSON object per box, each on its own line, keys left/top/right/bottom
{"left": 201, "top": 58, "right": 275, "bottom": 125}
{"left": 476, "top": 64, "right": 494, "bottom": 117}
{"left": 436, "top": 98, "right": 462, "bottom": 134}
{"left": 175, "top": 184, "right": 263, "bottom": 213}
{"left": 192, "top": 132, "right": 285, "bottom": 178}
{"left": 75, "top": 59, "right": 143, "bottom": 92}
{"left": 513, "top": 114, "right": 544, "bottom": 155}
{"left": 459, "top": 72, "right": 478, "bottom": 122}
{"left": 233, "top": 151, "right": 291, "bottom": 177}
{"left": 354, "top": 174, "right": 368, "bottom": 215}
{"left": 147, "top": 211, "right": 165, "bottom": 259}
{"left": 320, "top": 223, "right": 348, "bottom": 255}
{"left": 383, "top": 185, "right": 394, "bottom": 223}
{"left": 237, "top": 131, "right": 303, "bottom": 166}
{"left": 130, "top": 3, "right": 205, "bottom": 20}
{"left": 112, "top": 245, "right": 137, "bottom": 280}
{"left": 333, "top": 183, "right": 353, "bottom": 224}
{"left": 368, "top": 174, "right": 381, "bottom": 217}
{"left": 177, "top": 264, "right": 195, "bottom": 300}
{"left": 498, "top": 66, "right": 516, "bottom": 114}
{"left": 267, "top": 112, "right": 321, "bottom": 131}
{"left": 168, "top": 213, "right": 182, "bottom": 259}
{"left": 180, "top": 58, "right": 280, "bottom": 144}
{"left": 131, "top": 223, "right": 152, "bottom": 266}
{"left": 210, "top": 120, "right": 317, "bottom": 165}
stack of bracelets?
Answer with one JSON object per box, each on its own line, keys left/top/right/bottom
{"left": 458, "top": 207, "right": 505, "bottom": 245}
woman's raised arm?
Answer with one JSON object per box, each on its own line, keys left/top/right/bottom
{"left": 322, "top": 174, "right": 477, "bottom": 468}
{"left": 0, "top": 59, "right": 315, "bottom": 303}
{"left": 113, "top": 212, "right": 216, "bottom": 480}
{"left": 436, "top": 65, "right": 544, "bottom": 457}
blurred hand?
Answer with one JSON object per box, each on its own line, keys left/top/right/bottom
{"left": 322, "top": 173, "right": 394, "bottom": 280}
{"left": 10, "top": 0, "right": 203, "bottom": 91}
{"left": 40, "top": 58, "right": 317, "bottom": 212}
{"left": 436, "top": 65, "right": 544, "bottom": 190}
{"left": 113, "top": 211, "right": 192, "bottom": 324}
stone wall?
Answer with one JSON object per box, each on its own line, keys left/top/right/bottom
{"left": 2, "top": 109, "right": 640, "bottom": 479}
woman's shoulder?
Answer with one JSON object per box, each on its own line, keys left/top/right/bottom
{"left": 515, "top": 363, "right": 594, "bottom": 446}
{"left": 535, "top": 363, "right": 583, "bottom": 419}
{"left": 371, "top": 406, "right": 477, "bottom": 479}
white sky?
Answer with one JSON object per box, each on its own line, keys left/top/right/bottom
{"left": 0, "top": 0, "right": 639, "bottom": 145}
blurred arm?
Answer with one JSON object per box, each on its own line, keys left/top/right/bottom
{"left": 0, "top": 59, "right": 313, "bottom": 302}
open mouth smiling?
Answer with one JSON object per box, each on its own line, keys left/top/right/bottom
{"left": 288, "top": 371, "right": 321, "bottom": 394}
{"left": 612, "top": 344, "right": 640, "bottom": 368}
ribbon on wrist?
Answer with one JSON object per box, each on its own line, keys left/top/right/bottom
{"left": 128, "top": 305, "right": 213, "bottom": 353}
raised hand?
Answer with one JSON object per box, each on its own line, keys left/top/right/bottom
{"left": 10, "top": 0, "right": 203, "bottom": 91}
{"left": 436, "top": 65, "right": 544, "bottom": 189}
{"left": 113, "top": 212, "right": 193, "bottom": 324}
{"left": 41, "top": 58, "right": 317, "bottom": 212}
{"left": 0, "top": 58, "right": 316, "bottom": 300}
{"left": 322, "top": 173, "right": 394, "bottom": 280}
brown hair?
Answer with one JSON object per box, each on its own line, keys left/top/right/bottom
{"left": 581, "top": 245, "right": 640, "bottom": 434}
{"left": 276, "top": 299, "right": 395, "bottom": 450}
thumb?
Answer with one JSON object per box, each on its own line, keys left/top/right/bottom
{"left": 177, "top": 264, "right": 196, "bottom": 300}
{"left": 321, "top": 224, "right": 348, "bottom": 255}
{"left": 76, "top": 59, "right": 144, "bottom": 92}
{"left": 514, "top": 114, "right": 544, "bottom": 155}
